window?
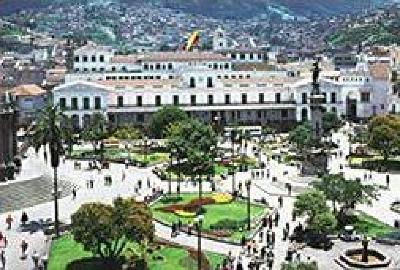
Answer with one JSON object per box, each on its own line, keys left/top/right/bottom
{"left": 155, "top": 95, "right": 161, "bottom": 106}
{"left": 74, "top": 56, "right": 79, "bottom": 62}
{"left": 331, "top": 93, "right": 337, "bottom": 104}
{"left": 225, "top": 94, "right": 230, "bottom": 104}
{"left": 83, "top": 97, "right": 90, "bottom": 110}
{"left": 83, "top": 56, "right": 88, "bottom": 62}
{"left": 331, "top": 107, "right": 337, "bottom": 113}
{"left": 275, "top": 93, "right": 281, "bottom": 104}
{"left": 189, "top": 77, "right": 196, "bottom": 88}
{"left": 259, "top": 93, "right": 264, "bottom": 104}
{"left": 59, "top": 98, "right": 66, "bottom": 109}
{"left": 240, "top": 53, "right": 245, "bottom": 60}
{"left": 392, "top": 104, "right": 396, "bottom": 113}
{"left": 208, "top": 95, "right": 213, "bottom": 105}
{"left": 91, "top": 68, "right": 96, "bottom": 72}
{"left": 71, "top": 97, "right": 78, "bottom": 110}
{"left": 111, "top": 66, "right": 116, "bottom": 72}
{"left": 281, "top": 109, "right": 288, "bottom": 118}
{"left": 207, "top": 77, "right": 213, "bottom": 88}
{"left": 250, "top": 53, "right": 254, "bottom": 60}
{"left": 144, "top": 64, "right": 148, "bottom": 70}
{"left": 91, "top": 55, "right": 96, "bottom": 62}
{"left": 302, "top": 93, "right": 307, "bottom": 104}
{"left": 213, "top": 63, "right": 218, "bottom": 69}
{"left": 95, "top": 97, "right": 101, "bottom": 109}
{"left": 136, "top": 96, "right": 142, "bottom": 107}
{"left": 361, "top": 92, "right": 370, "bottom": 103}
{"left": 241, "top": 93, "right": 247, "bottom": 104}
{"left": 99, "top": 67, "right": 104, "bottom": 72}
{"left": 224, "top": 63, "right": 229, "bottom": 69}
{"left": 190, "top": 95, "right": 196, "bottom": 105}
{"left": 381, "top": 104, "right": 385, "bottom": 110}
{"left": 118, "top": 96, "right": 124, "bottom": 107}
{"left": 173, "top": 95, "right": 179, "bottom": 105}
{"left": 99, "top": 55, "right": 104, "bottom": 62}
{"left": 156, "top": 63, "right": 161, "bottom": 70}
{"left": 168, "top": 63, "right": 173, "bottom": 70}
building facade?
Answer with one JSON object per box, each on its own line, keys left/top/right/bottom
{"left": 52, "top": 43, "right": 391, "bottom": 130}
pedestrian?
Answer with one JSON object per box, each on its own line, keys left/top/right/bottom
{"left": 32, "top": 250, "right": 39, "bottom": 268}
{"left": 286, "top": 222, "right": 290, "bottom": 232}
{"left": 260, "top": 246, "right": 266, "bottom": 259}
{"left": 247, "top": 244, "right": 251, "bottom": 255}
{"left": 5, "top": 214, "right": 13, "bottom": 230}
{"left": 251, "top": 171, "right": 255, "bottom": 179}
{"left": 21, "top": 240, "right": 28, "bottom": 259}
{"left": 292, "top": 210, "right": 297, "bottom": 222}
{"left": 278, "top": 196, "right": 283, "bottom": 208}
{"left": 271, "top": 231, "right": 276, "bottom": 246}
{"left": 261, "top": 170, "right": 264, "bottom": 178}
{"left": 262, "top": 216, "right": 267, "bottom": 228}
{"left": 283, "top": 228, "right": 288, "bottom": 241}
{"left": 259, "top": 231, "right": 263, "bottom": 242}
{"left": 364, "top": 173, "right": 367, "bottom": 180}
{"left": 41, "top": 254, "right": 48, "bottom": 270}
{"left": 122, "top": 170, "right": 126, "bottom": 181}
{"left": 266, "top": 230, "right": 271, "bottom": 245}
{"left": 90, "top": 179, "right": 94, "bottom": 189}
{"left": 21, "top": 212, "right": 28, "bottom": 226}
{"left": 147, "top": 177, "right": 151, "bottom": 188}
{"left": 171, "top": 223, "right": 176, "bottom": 238}
{"left": 0, "top": 250, "right": 5, "bottom": 269}
{"left": 238, "top": 182, "right": 242, "bottom": 191}
{"left": 268, "top": 215, "right": 273, "bottom": 229}
{"left": 236, "top": 261, "right": 243, "bottom": 270}
{"left": 267, "top": 250, "right": 274, "bottom": 270}
{"left": 386, "top": 174, "right": 390, "bottom": 188}
{"left": 72, "top": 187, "right": 77, "bottom": 200}
{"left": 274, "top": 211, "right": 279, "bottom": 226}
{"left": 138, "top": 179, "right": 142, "bottom": 189}
{"left": 287, "top": 184, "right": 292, "bottom": 196}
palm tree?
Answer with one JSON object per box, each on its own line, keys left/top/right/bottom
{"left": 32, "top": 103, "right": 65, "bottom": 237}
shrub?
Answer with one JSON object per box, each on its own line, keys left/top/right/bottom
{"left": 210, "top": 218, "right": 247, "bottom": 231}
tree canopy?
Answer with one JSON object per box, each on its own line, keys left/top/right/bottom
{"left": 81, "top": 113, "right": 107, "bottom": 152}
{"left": 288, "top": 123, "right": 312, "bottom": 153}
{"left": 148, "top": 106, "right": 188, "bottom": 139}
{"left": 112, "top": 125, "right": 143, "bottom": 141}
{"left": 322, "top": 112, "right": 342, "bottom": 135}
{"left": 368, "top": 115, "right": 400, "bottom": 161}
{"left": 71, "top": 198, "right": 154, "bottom": 262}
{"left": 166, "top": 119, "right": 217, "bottom": 177}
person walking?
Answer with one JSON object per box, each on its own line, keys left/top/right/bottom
{"left": 21, "top": 240, "right": 28, "bottom": 259}
{"left": 32, "top": 250, "right": 39, "bottom": 268}
{"left": 278, "top": 196, "right": 283, "bottom": 208}
{"left": 72, "top": 187, "right": 77, "bottom": 200}
{"left": 0, "top": 250, "right": 5, "bottom": 269}
{"left": 5, "top": 215, "right": 13, "bottom": 230}
{"left": 21, "top": 212, "right": 28, "bottom": 226}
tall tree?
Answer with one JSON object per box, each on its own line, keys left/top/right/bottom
{"left": 148, "top": 106, "right": 188, "bottom": 139}
{"left": 31, "top": 103, "right": 64, "bottom": 237}
{"left": 166, "top": 119, "right": 217, "bottom": 200}
{"left": 81, "top": 113, "right": 107, "bottom": 154}
{"left": 322, "top": 112, "right": 342, "bottom": 135}
{"left": 71, "top": 198, "right": 154, "bottom": 264}
{"left": 368, "top": 115, "right": 400, "bottom": 161}
{"left": 288, "top": 123, "right": 312, "bottom": 154}
{"left": 312, "top": 174, "right": 342, "bottom": 213}
{"left": 294, "top": 190, "right": 329, "bottom": 225}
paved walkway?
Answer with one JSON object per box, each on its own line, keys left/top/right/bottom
{"left": 1, "top": 130, "right": 400, "bottom": 270}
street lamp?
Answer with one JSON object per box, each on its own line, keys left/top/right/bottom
{"left": 195, "top": 215, "right": 204, "bottom": 270}
{"left": 230, "top": 130, "right": 237, "bottom": 195}
{"left": 245, "top": 179, "right": 252, "bottom": 231}
{"left": 143, "top": 136, "right": 148, "bottom": 163}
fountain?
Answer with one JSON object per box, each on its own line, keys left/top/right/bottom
{"left": 338, "top": 236, "right": 391, "bottom": 268}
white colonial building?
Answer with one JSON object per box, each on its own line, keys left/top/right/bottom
{"left": 52, "top": 41, "right": 392, "bottom": 130}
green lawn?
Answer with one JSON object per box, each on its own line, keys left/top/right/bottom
{"left": 68, "top": 148, "right": 169, "bottom": 165}
{"left": 48, "top": 234, "right": 225, "bottom": 270}
{"left": 349, "top": 155, "right": 400, "bottom": 171}
{"left": 350, "top": 212, "right": 395, "bottom": 237}
{"left": 152, "top": 193, "right": 266, "bottom": 242}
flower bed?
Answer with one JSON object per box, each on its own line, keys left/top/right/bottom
{"left": 211, "top": 193, "right": 233, "bottom": 204}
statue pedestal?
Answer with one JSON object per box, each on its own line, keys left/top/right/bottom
{"left": 301, "top": 149, "right": 328, "bottom": 176}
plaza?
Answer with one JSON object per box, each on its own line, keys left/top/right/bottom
{"left": 0, "top": 114, "right": 398, "bottom": 270}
